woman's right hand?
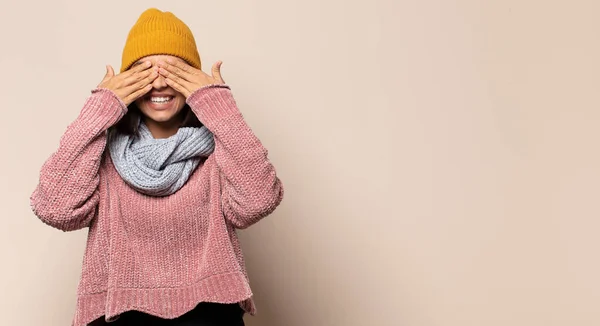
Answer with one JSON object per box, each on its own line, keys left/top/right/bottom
{"left": 97, "top": 61, "right": 158, "bottom": 106}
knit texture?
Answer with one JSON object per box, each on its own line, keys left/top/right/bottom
{"left": 30, "top": 85, "right": 284, "bottom": 326}
{"left": 108, "top": 116, "right": 215, "bottom": 196}
{"left": 120, "top": 8, "right": 202, "bottom": 72}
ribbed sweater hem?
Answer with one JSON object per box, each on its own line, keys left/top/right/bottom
{"left": 72, "top": 271, "right": 254, "bottom": 326}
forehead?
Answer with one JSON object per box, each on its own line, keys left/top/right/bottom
{"left": 132, "top": 55, "right": 185, "bottom": 66}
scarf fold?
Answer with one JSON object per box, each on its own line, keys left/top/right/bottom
{"left": 108, "top": 118, "right": 215, "bottom": 196}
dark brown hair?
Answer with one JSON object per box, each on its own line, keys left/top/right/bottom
{"left": 110, "top": 103, "right": 204, "bottom": 137}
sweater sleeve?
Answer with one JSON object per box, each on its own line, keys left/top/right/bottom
{"left": 30, "top": 88, "right": 128, "bottom": 231}
{"left": 187, "top": 84, "right": 284, "bottom": 229}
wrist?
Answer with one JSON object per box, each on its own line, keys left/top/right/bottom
{"left": 186, "top": 84, "right": 241, "bottom": 124}
{"left": 91, "top": 87, "right": 129, "bottom": 110}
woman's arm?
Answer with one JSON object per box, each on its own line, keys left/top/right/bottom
{"left": 30, "top": 88, "right": 127, "bottom": 231}
{"left": 187, "top": 85, "right": 284, "bottom": 229}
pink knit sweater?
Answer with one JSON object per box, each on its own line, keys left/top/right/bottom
{"left": 30, "top": 85, "right": 284, "bottom": 326}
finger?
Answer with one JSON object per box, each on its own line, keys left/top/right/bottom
{"left": 123, "top": 67, "right": 155, "bottom": 87}
{"left": 123, "top": 84, "right": 153, "bottom": 104}
{"left": 97, "top": 65, "right": 115, "bottom": 88}
{"left": 212, "top": 61, "right": 225, "bottom": 83}
{"left": 164, "top": 77, "right": 189, "bottom": 97}
{"left": 101, "top": 65, "right": 114, "bottom": 82}
{"left": 122, "top": 69, "right": 156, "bottom": 103}
{"left": 159, "top": 59, "right": 193, "bottom": 82}
{"left": 125, "top": 70, "right": 158, "bottom": 93}
{"left": 107, "top": 65, "right": 115, "bottom": 77}
{"left": 121, "top": 60, "right": 153, "bottom": 78}
{"left": 158, "top": 66, "right": 194, "bottom": 90}
{"left": 132, "top": 60, "right": 153, "bottom": 73}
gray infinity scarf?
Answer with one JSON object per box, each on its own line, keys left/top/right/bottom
{"left": 108, "top": 118, "right": 215, "bottom": 196}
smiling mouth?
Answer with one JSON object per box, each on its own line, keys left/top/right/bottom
{"left": 149, "top": 96, "right": 174, "bottom": 104}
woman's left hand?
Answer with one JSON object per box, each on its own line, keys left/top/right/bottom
{"left": 157, "top": 59, "right": 225, "bottom": 98}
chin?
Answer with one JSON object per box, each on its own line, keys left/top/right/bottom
{"left": 137, "top": 104, "right": 186, "bottom": 125}
{"left": 142, "top": 111, "right": 180, "bottom": 122}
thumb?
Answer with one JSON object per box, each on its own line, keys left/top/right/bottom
{"left": 106, "top": 65, "right": 115, "bottom": 78}
{"left": 212, "top": 61, "right": 224, "bottom": 83}
{"left": 100, "top": 65, "right": 114, "bottom": 84}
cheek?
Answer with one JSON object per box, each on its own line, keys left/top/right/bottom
{"left": 175, "top": 94, "right": 187, "bottom": 109}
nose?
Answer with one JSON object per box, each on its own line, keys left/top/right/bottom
{"left": 151, "top": 73, "right": 168, "bottom": 89}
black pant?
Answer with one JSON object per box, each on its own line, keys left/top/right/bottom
{"left": 89, "top": 302, "right": 245, "bottom": 326}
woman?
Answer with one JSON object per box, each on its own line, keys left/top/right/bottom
{"left": 29, "top": 8, "right": 284, "bottom": 326}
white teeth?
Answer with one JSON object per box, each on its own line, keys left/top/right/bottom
{"left": 150, "top": 96, "right": 172, "bottom": 103}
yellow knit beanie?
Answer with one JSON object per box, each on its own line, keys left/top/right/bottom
{"left": 120, "top": 8, "right": 201, "bottom": 73}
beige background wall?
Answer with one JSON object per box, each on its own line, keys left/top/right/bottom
{"left": 0, "top": 0, "right": 598, "bottom": 325}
